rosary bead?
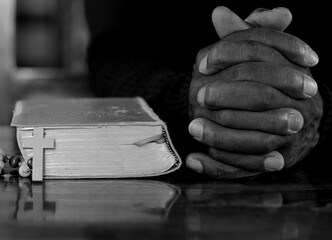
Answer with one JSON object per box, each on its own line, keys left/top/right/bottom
{"left": 19, "top": 162, "right": 31, "bottom": 178}
{"left": 19, "top": 178, "right": 32, "bottom": 188}
{"left": 9, "top": 156, "right": 21, "bottom": 168}
{"left": 27, "top": 158, "right": 33, "bottom": 169}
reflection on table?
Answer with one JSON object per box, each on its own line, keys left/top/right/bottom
{"left": 0, "top": 179, "right": 180, "bottom": 223}
{"left": 1, "top": 168, "right": 332, "bottom": 240}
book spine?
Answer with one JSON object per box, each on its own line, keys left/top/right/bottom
{"left": 161, "top": 125, "right": 180, "bottom": 167}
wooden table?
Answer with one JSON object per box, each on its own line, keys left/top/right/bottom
{"left": 1, "top": 126, "right": 332, "bottom": 240}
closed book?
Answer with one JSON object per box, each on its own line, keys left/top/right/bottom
{"left": 11, "top": 97, "right": 181, "bottom": 181}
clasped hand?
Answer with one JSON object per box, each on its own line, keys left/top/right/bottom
{"left": 186, "top": 7, "right": 323, "bottom": 178}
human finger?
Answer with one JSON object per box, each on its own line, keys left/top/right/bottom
{"left": 199, "top": 40, "right": 291, "bottom": 75}
{"left": 206, "top": 148, "right": 285, "bottom": 172}
{"left": 245, "top": 7, "right": 292, "bottom": 31}
{"left": 212, "top": 6, "right": 251, "bottom": 39}
{"left": 224, "top": 28, "right": 318, "bottom": 67}
{"left": 204, "top": 62, "right": 318, "bottom": 99}
{"left": 188, "top": 118, "right": 286, "bottom": 154}
{"left": 194, "top": 107, "right": 304, "bottom": 135}
{"left": 197, "top": 81, "right": 296, "bottom": 111}
{"left": 195, "top": 80, "right": 317, "bottom": 127}
{"left": 212, "top": 6, "right": 292, "bottom": 39}
{"left": 199, "top": 28, "right": 318, "bottom": 75}
{"left": 186, "top": 152, "right": 261, "bottom": 179}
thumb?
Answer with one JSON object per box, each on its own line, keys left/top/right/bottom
{"left": 212, "top": 6, "right": 293, "bottom": 40}
{"left": 245, "top": 7, "right": 292, "bottom": 31}
{"left": 212, "top": 6, "right": 251, "bottom": 39}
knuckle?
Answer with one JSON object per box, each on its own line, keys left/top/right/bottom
{"left": 263, "top": 135, "right": 283, "bottom": 152}
{"left": 210, "top": 41, "right": 235, "bottom": 65}
{"left": 293, "top": 38, "right": 305, "bottom": 55}
{"left": 212, "top": 110, "right": 229, "bottom": 125}
{"left": 280, "top": 67, "right": 295, "bottom": 87}
{"left": 220, "top": 64, "right": 241, "bottom": 80}
{"left": 254, "top": 84, "right": 275, "bottom": 109}
{"left": 268, "top": 47, "right": 283, "bottom": 61}
{"left": 283, "top": 93, "right": 294, "bottom": 108}
{"left": 206, "top": 166, "right": 228, "bottom": 179}
{"left": 244, "top": 40, "right": 283, "bottom": 63}
{"left": 206, "top": 128, "right": 219, "bottom": 146}
{"left": 214, "top": 168, "right": 228, "bottom": 179}
{"left": 240, "top": 40, "right": 259, "bottom": 59}
{"left": 228, "top": 62, "right": 256, "bottom": 80}
{"left": 246, "top": 40, "right": 260, "bottom": 51}
{"left": 205, "top": 83, "right": 228, "bottom": 107}
{"left": 204, "top": 125, "right": 224, "bottom": 148}
{"left": 207, "top": 147, "right": 220, "bottom": 159}
{"left": 209, "top": 44, "right": 224, "bottom": 65}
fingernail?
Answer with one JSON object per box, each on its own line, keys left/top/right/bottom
{"left": 188, "top": 119, "right": 203, "bottom": 141}
{"left": 287, "top": 112, "right": 304, "bottom": 134}
{"left": 303, "top": 76, "right": 318, "bottom": 97}
{"left": 302, "top": 45, "right": 319, "bottom": 66}
{"left": 199, "top": 55, "right": 208, "bottom": 74}
{"left": 197, "top": 86, "right": 206, "bottom": 107}
{"left": 186, "top": 157, "right": 203, "bottom": 173}
{"left": 272, "top": 7, "right": 287, "bottom": 11}
{"left": 264, "top": 151, "right": 284, "bottom": 171}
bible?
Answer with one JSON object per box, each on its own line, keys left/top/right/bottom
{"left": 11, "top": 97, "right": 181, "bottom": 181}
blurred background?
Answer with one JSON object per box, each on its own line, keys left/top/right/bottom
{"left": 0, "top": 0, "right": 91, "bottom": 125}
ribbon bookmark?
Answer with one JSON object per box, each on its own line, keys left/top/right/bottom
{"left": 133, "top": 134, "right": 165, "bottom": 146}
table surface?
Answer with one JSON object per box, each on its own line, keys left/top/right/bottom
{"left": 1, "top": 126, "right": 332, "bottom": 240}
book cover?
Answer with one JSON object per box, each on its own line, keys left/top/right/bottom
{"left": 11, "top": 97, "right": 181, "bottom": 181}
